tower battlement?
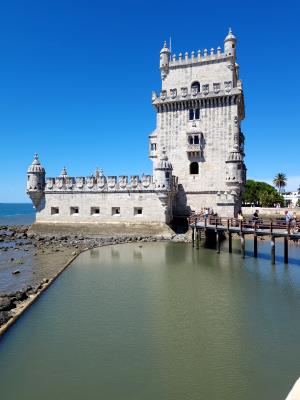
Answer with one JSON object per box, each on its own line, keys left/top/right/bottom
{"left": 169, "top": 47, "right": 232, "bottom": 68}
{"left": 44, "top": 173, "right": 177, "bottom": 192}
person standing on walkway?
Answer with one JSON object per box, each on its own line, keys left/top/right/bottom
{"left": 252, "top": 209, "right": 259, "bottom": 229}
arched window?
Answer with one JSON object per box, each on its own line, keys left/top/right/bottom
{"left": 194, "top": 135, "right": 199, "bottom": 144}
{"left": 190, "top": 162, "right": 199, "bottom": 174}
{"left": 189, "top": 136, "right": 193, "bottom": 144}
{"left": 191, "top": 81, "right": 200, "bottom": 93}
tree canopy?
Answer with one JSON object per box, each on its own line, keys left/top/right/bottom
{"left": 243, "top": 179, "right": 284, "bottom": 207}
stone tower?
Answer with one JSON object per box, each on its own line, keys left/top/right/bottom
{"left": 150, "top": 29, "right": 246, "bottom": 217}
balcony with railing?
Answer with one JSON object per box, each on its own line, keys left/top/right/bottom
{"left": 186, "top": 133, "right": 204, "bottom": 156}
{"left": 187, "top": 143, "right": 202, "bottom": 153}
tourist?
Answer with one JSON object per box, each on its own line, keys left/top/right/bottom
{"left": 285, "top": 210, "right": 294, "bottom": 233}
{"left": 285, "top": 211, "right": 298, "bottom": 233}
{"left": 204, "top": 208, "right": 209, "bottom": 219}
{"left": 252, "top": 209, "right": 260, "bottom": 229}
{"left": 237, "top": 211, "right": 244, "bottom": 221}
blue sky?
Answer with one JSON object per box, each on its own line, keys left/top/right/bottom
{"left": 0, "top": 0, "right": 300, "bottom": 202}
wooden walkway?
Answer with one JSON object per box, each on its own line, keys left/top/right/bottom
{"left": 188, "top": 216, "right": 300, "bottom": 264}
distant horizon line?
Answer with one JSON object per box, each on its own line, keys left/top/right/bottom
{"left": 0, "top": 202, "right": 32, "bottom": 205}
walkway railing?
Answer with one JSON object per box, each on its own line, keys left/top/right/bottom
{"left": 188, "top": 215, "right": 300, "bottom": 264}
{"left": 188, "top": 215, "right": 299, "bottom": 233}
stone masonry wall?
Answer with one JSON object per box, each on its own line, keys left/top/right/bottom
{"left": 36, "top": 192, "right": 172, "bottom": 223}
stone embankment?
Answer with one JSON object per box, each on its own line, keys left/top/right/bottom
{"left": 0, "top": 225, "right": 191, "bottom": 336}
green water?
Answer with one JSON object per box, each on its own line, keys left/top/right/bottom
{"left": 1, "top": 241, "right": 300, "bottom": 400}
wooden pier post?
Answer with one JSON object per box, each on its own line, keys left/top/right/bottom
{"left": 192, "top": 227, "right": 195, "bottom": 247}
{"left": 240, "top": 234, "right": 245, "bottom": 259}
{"left": 216, "top": 231, "right": 220, "bottom": 253}
{"left": 253, "top": 234, "right": 258, "bottom": 258}
{"left": 196, "top": 229, "right": 200, "bottom": 250}
{"left": 284, "top": 236, "right": 288, "bottom": 264}
{"left": 239, "top": 220, "right": 245, "bottom": 258}
{"left": 228, "top": 232, "right": 232, "bottom": 253}
{"left": 271, "top": 236, "right": 276, "bottom": 265}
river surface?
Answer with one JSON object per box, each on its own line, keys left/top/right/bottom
{"left": 1, "top": 241, "right": 300, "bottom": 400}
{"left": 0, "top": 203, "right": 35, "bottom": 225}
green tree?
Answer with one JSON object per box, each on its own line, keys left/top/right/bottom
{"left": 243, "top": 179, "right": 284, "bottom": 207}
{"left": 273, "top": 173, "right": 287, "bottom": 193}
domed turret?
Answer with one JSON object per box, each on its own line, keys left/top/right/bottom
{"left": 60, "top": 166, "right": 68, "bottom": 177}
{"left": 227, "top": 144, "right": 243, "bottom": 162}
{"left": 225, "top": 143, "right": 245, "bottom": 191}
{"left": 224, "top": 28, "right": 236, "bottom": 58}
{"left": 27, "top": 154, "right": 46, "bottom": 208}
{"left": 154, "top": 148, "right": 173, "bottom": 190}
{"left": 160, "top": 41, "right": 171, "bottom": 80}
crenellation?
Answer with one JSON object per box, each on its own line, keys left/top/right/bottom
{"left": 168, "top": 47, "right": 231, "bottom": 66}
{"left": 152, "top": 86, "right": 241, "bottom": 105}
{"left": 45, "top": 174, "right": 163, "bottom": 192}
{"left": 169, "top": 50, "right": 231, "bottom": 68}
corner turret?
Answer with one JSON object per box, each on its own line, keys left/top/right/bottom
{"left": 154, "top": 148, "right": 173, "bottom": 190}
{"left": 225, "top": 118, "right": 246, "bottom": 195}
{"left": 27, "top": 154, "right": 45, "bottom": 208}
{"left": 224, "top": 28, "right": 236, "bottom": 58}
{"left": 160, "top": 41, "right": 171, "bottom": 80}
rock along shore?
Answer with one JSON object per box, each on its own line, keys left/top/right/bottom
{"left": 0, "top": 224, "right": 191, "bottom": 337}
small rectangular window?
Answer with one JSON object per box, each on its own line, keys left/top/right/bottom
{"left": 134, "top": 207, "right": 143, "bottom": 216}
{"left": 51, "top": 207, "right": 59, "bottom": 215}
{"left": 91, "top": 207, "right": 100, "bottom": 215}
{"left": 202, "top": 84, "right": 209, "bottom": 94}
{"left": 195, "top": 108, "right": 200, "bottom": 119}
{"left": 70, "top": 207, "right": 79, "bottom": 215}
{"left": 151, "top": 143, "right": 157, "bottom": 151}
{"left": 189, "top": 109, "right": 194, "bottom": 120}
{"left": 112, "top": 207, "right": 120, "bottom": 216}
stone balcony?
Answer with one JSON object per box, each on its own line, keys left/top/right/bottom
{"left": 187, "top": 143, "right": 202, "bottom": 155}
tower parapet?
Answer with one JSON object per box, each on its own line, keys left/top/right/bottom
{"left": 41, "top": 168, "right": 177, "bottom": 193}
{"left": 167, "top": 29, "right": 237, "bottom": 70}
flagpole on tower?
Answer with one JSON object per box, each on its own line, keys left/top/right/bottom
{"left": 169, "top": 37, "right": 172, "bottom": 54}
